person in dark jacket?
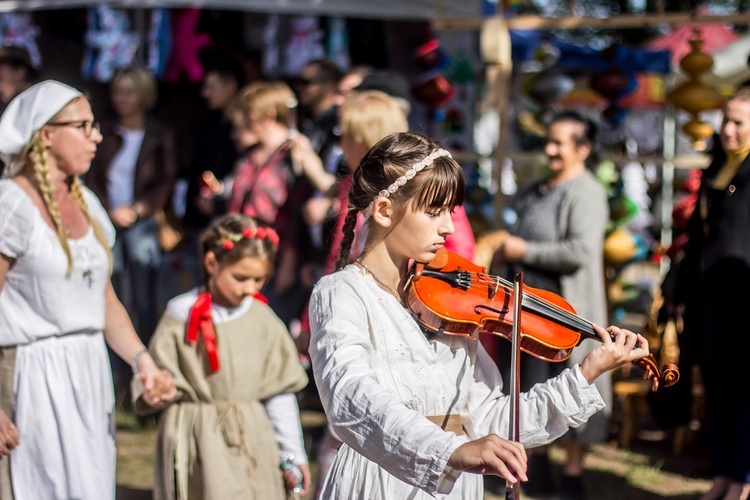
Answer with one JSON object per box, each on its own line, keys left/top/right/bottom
{"left": 676, "top": 87, "right": 750, "bottom": 500}
{"left": 86, "top": 65, "right": 177, "bottom": 344}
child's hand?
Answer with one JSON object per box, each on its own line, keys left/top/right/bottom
{"left": 140, "top": 369, "right": 178, "bottom": 408}
{"left": 447, "top": 434, "right": 528, "bottom": 483}
{"left": 282, "top": 463, "right": 311, "bottom": 496}
{"left": 579, "top": 325, "right": 650, "bottom": 384}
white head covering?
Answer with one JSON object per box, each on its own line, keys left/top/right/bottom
{"left": 0, "top": 79, "right": 82, "bottom": 168}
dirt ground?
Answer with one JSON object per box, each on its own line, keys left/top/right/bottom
{"left": 115, "top": 409, "right": 712, "bottom": 500}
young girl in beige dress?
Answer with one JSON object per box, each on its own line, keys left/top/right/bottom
{"left": 135, "top": 213, "right": 310, "bottom": 499}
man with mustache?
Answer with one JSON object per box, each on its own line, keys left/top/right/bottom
{"left": 493, "top": 110, "right": 610, "bottom": 500}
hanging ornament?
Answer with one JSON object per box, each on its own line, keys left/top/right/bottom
{"left": 263, "top": 15, "right": 281, "bottom": 79}
{"left": 524, "top": 69, "right": 575, "bottom": 107}
{"left": 521, "top": 42, "right": 574, "bottom": 134}
{"left": 590, "top": 47, "right": 638, "bottom": 127}
{"left": 667, "top": 32, "right": 724, "bottom": 151}
{"left": 82, "top": 6, "right": 139, "bottom": 82}
{"left": 0, "top": 13, "right": 41, "bottom": 69}
{"left": 283, "top": 16, "right": 325, "bottom": 77}
{"left": 327, "top": 17, "right": 350, "bottom": 71}
{"left": 163, "top": 8, "right": 210, "bottom": 84}
{"left": 147, "top": 8, "right": 172, "bottom": 79}
{"left": 412, "top": 38, "right": 456, "bottom": 110}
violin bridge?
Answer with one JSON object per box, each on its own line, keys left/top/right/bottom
{"left": 489, "top": 275, "right": 500, "bottom": 300}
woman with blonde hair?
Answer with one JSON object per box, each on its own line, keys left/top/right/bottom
{"left": 86, "top": 65, "right": 177, "bottom": 349}
{"left": 226, "top": 80, "right": 299, "bottom": 224}
{"left": 0, "top": 80, "right": 175, "bottom": 499}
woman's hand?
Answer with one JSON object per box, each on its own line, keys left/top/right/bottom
{"left": 303, "top": 197, "right": 334, "bottom": 226}
{"left": 140, "top": 369, "right": 178, "bottom": 408}
{"left": 289, "top": 133, "right": 335, "bottom": 192}
{"left": 499, "top": 235, "right": 528, "bottom": 263}
{"left": 109, "top": 206, "right": 137, "bottom": 228}
{"left": 0, "top": 409, "right": 19, "bottom": 457}
{"left": 579, "top": 325, "right": 650, "bottom": 384}
{"left": 447, "top": 434, "right": 528, "bottom": 484}
{"left": 137, "top": 354, "right": 178, "bottom": 408}
{"left": 282, "top": 463, "right": 311, "bottom": 496}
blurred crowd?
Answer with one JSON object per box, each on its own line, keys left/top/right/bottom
{"left": 2, "top": 38, "right": 747, "bottom": 500}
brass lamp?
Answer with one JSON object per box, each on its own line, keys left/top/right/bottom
{"left": 667, "top": 32, "right": 724, "bottom": 151}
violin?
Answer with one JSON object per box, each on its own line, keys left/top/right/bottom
{"left": 405, "top": 248, "right": 679, "bottom": 391}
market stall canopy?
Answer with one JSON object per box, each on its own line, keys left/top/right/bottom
{"left": 646, "top": 21, "right": 738, "bottom": 69}
{"left": 0, "top": 0, "right": 481, "bottom": 21}
{"left": 510, "top": 30, "right": 671, "bottom": 75}
{"left": 705, "top": 34, "right": 750, "bottom": 89}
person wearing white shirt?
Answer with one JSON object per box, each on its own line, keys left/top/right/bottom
{"left": 309, "top": 131, "right": 651, "bottom": 498}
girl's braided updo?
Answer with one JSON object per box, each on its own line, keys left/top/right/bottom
{"left": 335, "top": 132, "right": 465, "bottom": 270}
{"left": 200, "top": 213, "right": 278, "bottom": 285}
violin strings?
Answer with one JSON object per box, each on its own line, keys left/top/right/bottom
{"left": 452, "top": 272, "right": 596, "bottom": 333}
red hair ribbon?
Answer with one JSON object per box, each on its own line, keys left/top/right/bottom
{"left": 253, "top": 292, "right": 269, "bottom": 305}
{"left": 186, "top": 293, "right": 220, "bottom": 373}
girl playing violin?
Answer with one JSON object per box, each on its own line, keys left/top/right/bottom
{"left": 308, "top": 131, "right": 651, "bottom": 498}
{"left": 133, "top": 213, "right": 310, "bottom": 499}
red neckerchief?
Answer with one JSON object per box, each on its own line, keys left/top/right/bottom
{"left": 186, "top": 293, "right": 220, "bottom": 373}
{"left": 253, "top": 292, "right": 269, "bottom": 305}
{"left": 186, "top": 292, "right": 269, "bottom": 373}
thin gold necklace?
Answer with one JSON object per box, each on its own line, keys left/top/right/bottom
{"left": 356, "top": 259, "right": 404, "bottom": 306}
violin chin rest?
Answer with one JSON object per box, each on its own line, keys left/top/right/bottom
{"left": 425, "top": 247, "right": 450, "bottom": 270}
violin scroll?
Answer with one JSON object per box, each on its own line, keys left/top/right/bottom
{"left": 635, "top": 354, "right": 680, "bottom": 391}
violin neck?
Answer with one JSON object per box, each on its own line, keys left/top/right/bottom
{"left": 523, "top": 293, "right": 600, "bottom": 343}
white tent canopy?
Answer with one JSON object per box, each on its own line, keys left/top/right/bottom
{"left": 0, "top": 0, "right": 481, "bottom": 21}
{"left": 708, "top": 34, "right": 750, "bottom": 87}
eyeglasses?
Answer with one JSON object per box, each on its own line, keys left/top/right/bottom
{"left": 46, "top": 120, "right": 101, "bottom": 138}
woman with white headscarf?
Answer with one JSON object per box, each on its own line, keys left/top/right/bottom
{"left": 0, "top": 80, "right": 176, "bottom": 499}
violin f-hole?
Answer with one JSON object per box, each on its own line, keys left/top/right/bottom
{"left": 474, "top": 304, "right": 509, "bottom": 316}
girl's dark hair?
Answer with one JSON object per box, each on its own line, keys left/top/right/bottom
{"left": 200, "top": 214, "right": 277, "bottom": 284}
{"left": 335, "top": 131, "right": 465, "bottom": 270}
{"left": 548, "top": 110, "right": 600, "bottom": 168}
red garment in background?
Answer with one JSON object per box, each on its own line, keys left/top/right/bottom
{"left": 227, "top": 142, "right": 292, "bottom": 226}
{"left": 445, "top": 205, "right": 475, "bottom": 262}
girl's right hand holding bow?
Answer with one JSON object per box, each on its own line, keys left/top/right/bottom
{"left": 447, "top": 434, "right": 528, "bottom": 483}
{"left": 579, "top": 325, "right": 650, "bottom": 384}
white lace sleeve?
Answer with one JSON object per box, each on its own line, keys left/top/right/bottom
{"left": 462, "top": 341, "right": 605, "bottom": 448}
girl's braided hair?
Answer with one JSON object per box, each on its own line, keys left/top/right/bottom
{"left": 335, "top": 131, "right": 464, "bottom": 270}
{"left": 200, "top": 213, "right": 278, "bottom": 285}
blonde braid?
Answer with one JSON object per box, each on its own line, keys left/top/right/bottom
{"left": 70, "top": 177, "right": 113, "bottom": 273}
{"left": 28, "top": 133, "right": 73, "bottom": 272}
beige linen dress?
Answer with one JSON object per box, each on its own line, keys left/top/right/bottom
{"left": 134, "top": 289, "right": 308, "bottom": 500}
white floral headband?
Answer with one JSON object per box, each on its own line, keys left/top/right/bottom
{"left": 361, "top": 148, "right": 452, "bottom": 219}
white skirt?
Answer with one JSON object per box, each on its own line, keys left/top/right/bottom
{"left": 11, "top": 332, "right": 116, "bottom": 500}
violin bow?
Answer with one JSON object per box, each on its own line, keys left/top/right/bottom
{"left": 506, "top": 272, "right": 523, "bottom": 500}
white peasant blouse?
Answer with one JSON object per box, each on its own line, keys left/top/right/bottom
{"left": 0, "top": 178, "right": 115, "bottom": 345}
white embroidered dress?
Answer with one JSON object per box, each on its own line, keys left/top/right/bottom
{"left": 0, "top": 179, "right": 117, "bottom": 500}
{"left": 309, "top": 266, "right": 606, "bottom": 499}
